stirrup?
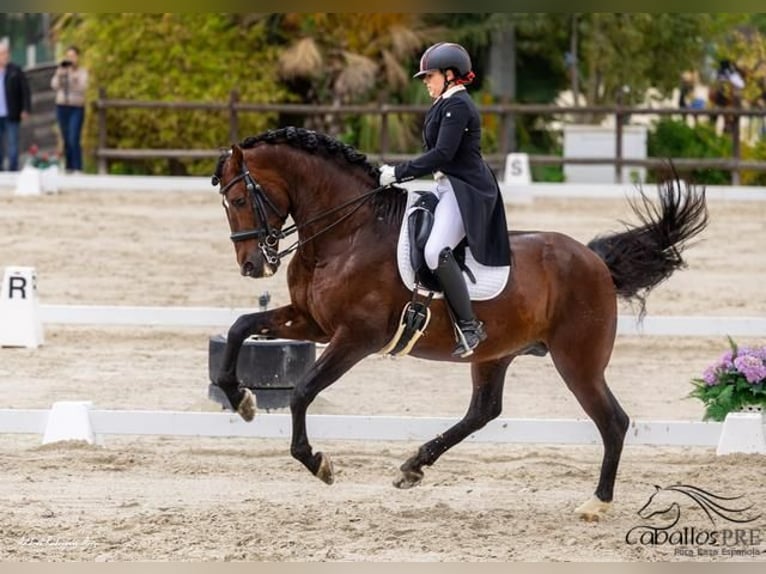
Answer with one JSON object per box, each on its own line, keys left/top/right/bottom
{"left": 452, "top": 320, "right": 487, "bottom": 358}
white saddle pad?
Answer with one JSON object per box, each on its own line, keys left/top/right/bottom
{"left": 396, "top": 191, "right": 510, "bottom": 301}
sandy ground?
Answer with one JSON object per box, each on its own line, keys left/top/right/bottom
{"left": 0, "top": 185, "right": 765, "bottom": 561}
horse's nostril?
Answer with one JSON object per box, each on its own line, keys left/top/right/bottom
{"left": 242, "top": 261, "right": 255, "bottom": 276}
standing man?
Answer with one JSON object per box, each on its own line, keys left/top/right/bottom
{"left": 0, "top": 40, "right": 31, "bottom": 171}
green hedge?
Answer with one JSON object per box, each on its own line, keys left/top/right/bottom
{"left": 647, "top": 119, "right": 732, "bottom": 185}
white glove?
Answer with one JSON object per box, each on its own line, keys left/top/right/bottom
{"left": 378, "top": 164, "right": 397, "bottom": 187}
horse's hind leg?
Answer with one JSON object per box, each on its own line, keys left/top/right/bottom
{"left": 394, "top": 356, "right": 513, "bottom": 489}
{"left": 548, "top": 333, "right": 629, "bottom": 521}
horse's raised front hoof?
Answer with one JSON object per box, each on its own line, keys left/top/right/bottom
{"left": 393, "top": 468, "right": 424, "bottom": 490}
{"left": 575, "top": 495, "right": 611, "bottom": 522}
{"left": 315, "top": 452, "right": 334, "bottom": 485}
{"left": 236, "top": 388, "right": 256, "bottom": 422}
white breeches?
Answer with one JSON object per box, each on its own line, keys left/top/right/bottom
{"left": 424, "top": 178, "right": 466, "bottom": 271}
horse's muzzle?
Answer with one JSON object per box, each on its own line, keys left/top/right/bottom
{"left": 241, "top": 260, "right": 257, "bottom": 277}
{"left": 240, "top": 257, "right": 277, "bottom": 278}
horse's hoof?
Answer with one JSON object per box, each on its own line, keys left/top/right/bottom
{"left": 315, "top": 452, "right": 334, "bottom": 485}
{"left": 236, "top": 388, "right": 256, "bottom": 422}
{"left": 575, "top": 496, "right": 611, "bottom": 522}
{"left": 393, "top": 468, "right": 424, "bottom": 489}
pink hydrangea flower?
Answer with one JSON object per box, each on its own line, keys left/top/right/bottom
{"left": 733, "top": 353, "right": 766, "bottom": 384}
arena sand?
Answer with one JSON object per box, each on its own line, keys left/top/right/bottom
{"left": 0, "top": 186, "right": 764, "bottom": 561}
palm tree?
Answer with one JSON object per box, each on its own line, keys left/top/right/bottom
{"left": 270, "top": 13, "right": 443, "bottom": 145}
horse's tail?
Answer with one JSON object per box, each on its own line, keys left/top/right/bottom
{"left": 587, "top": 171, "right": 708, "bottom": 318}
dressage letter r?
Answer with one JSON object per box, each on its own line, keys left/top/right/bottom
{"left": 8, "top": 276, "right": 27, "bottom": 299}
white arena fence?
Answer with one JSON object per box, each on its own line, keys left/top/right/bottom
{"left": 1, "top": 403, "right": 763, "bottom": 456}
{"left": 0, "top": 406, "right": 725, "bottom": 447}
{"left": 37, "top": 304, "right": 766, "bottom": 337}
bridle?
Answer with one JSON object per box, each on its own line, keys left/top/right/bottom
{"left": 215, "top": 160, "right": 390, "bottom": 267}
{"left": 216, "top": 168, "right": 287, "bottom": 266}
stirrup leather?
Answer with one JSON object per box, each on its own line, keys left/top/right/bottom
{"left": 379, "top": 288, "right": 434, "bottom": 357}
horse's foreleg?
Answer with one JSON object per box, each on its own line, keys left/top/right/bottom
{"left": 215, "top": 304, "right": 322, "bottom": 421}
{"left": 394, "top": 357, "right": 513, "bottom": 489}
{"left": 289, "top": 335, "right": 372, "bottom": 485}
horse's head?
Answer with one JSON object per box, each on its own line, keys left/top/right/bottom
{"left": 213, "top": 144, "right": 289, "bottom": 278}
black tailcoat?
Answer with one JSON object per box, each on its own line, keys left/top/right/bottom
{"left": 394, "top": 88, "right": 511, "bottom": 266}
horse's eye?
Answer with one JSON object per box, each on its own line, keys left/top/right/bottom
{"left": 232, "top": 197, "right": 247, "bottom": 208}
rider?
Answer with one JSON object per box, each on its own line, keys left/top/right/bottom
{"left": 378, "top": 42, "right": 512, "bottom": 357}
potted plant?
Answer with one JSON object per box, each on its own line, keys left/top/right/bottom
{"left": 26, "top": 144, "right": 60, "bottom": 169}
{"left": 690, "top": 337, "right": 766, "bottom": 421}
{"left": 17, "top": 145, "right": 61, "bottom": 196}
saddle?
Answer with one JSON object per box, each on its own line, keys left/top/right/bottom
{"left": 381, "top": 190, "right": 512, "bottom": 357}
{"left": 381, "top": 191, "right": 475, "bottom": 357}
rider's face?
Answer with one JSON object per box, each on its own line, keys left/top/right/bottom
{"left": 422, "top": 71, "right": 446, "bottom": 99}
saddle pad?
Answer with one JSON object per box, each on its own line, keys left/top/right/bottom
{"left": 396, "top": 191, "right": 510, "bottom": 301}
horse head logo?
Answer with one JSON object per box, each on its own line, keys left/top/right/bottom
{"left": 638, "top": 484, "right": 761, "bottom": 528}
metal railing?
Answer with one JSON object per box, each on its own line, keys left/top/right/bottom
{"left": 94, "top": 88, "right": 766, "bottom": 184}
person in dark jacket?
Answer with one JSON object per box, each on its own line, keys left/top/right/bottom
{"left": 378, "top": 42, "right": 511, "bottom": 357}
{"left": 0, "top": 41, "right": 31, "bottom": 171}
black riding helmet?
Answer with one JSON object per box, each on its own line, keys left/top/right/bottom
{"left": 413, "top": 42, "right": 473, "bottom": 81}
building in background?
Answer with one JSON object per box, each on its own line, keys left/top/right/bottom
{"left": 1, "top": 14, "right": 58, "bottom": 163}
{"left": 0, "top": 13, "right": 54, "bottom": 67}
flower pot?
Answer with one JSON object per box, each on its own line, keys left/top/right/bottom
{"left": 738, "top": 404, "right": 764, "bottom": 415}
{"left": 716, "top": 411, "right": 766, "bottom": 455}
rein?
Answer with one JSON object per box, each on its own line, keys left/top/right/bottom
{"left": 217, "top": 165, "right": 392, "bottom": 266}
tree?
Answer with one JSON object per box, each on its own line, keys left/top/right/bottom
{"left": 52, "top": 13, "right": 289, "bottom": 175}
{"left": 713, "top": 17, "right": 766, "bottom": 108}
{"left": 274, "top": 14, "right": 438, "bottom": 103}
{"left": 49, "top": 13, "right": 755, "bottom": 174}
{"left": 264, "top": 13, "right": 442, "bottom": 150}
{"left": 576, "top": 14, "right": 741, "bottom": 107}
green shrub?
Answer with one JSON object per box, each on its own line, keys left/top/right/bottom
{"left": 741, "top": 138, "right": 766, "bottom": 186}
{"left": 647, "top": 119, "right": 732, "bottom": 185}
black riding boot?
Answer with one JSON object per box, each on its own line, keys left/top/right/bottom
{"left": 434, "top": 247, "right": 487, "bottom": 357}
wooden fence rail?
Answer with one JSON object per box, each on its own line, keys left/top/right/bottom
{"left": 94, "top": 88, "right": 766, "bottom": 183}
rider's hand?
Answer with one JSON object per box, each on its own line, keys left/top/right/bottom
{"left": 378, "top": 164, "right": 397, "bottom": 187}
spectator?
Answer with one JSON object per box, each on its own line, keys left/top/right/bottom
{"left": 679, "top": 70, "right": 705, "bottom": 125}
{"left": 709, "top": 59, "right": 745, "bottom": 134}
{"left": 51, "top": 45, "right": 88, "bottom": 173}
{"left": 679, "top": 71, "right": 695, "bottom": 110}
{"left": 0, "top": 39, "right": 31, "bottom": 171}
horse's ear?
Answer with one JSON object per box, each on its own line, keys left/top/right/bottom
{"left": 231, "top": 144, "right": 244, "bottom": 169}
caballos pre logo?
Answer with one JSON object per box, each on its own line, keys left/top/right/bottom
{"left": 626, "top": 484, "right": 764, "bottom": 557}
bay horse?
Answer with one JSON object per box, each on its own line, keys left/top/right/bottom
{"left": 211, "top": 127, "right": 708, "bottom": 521}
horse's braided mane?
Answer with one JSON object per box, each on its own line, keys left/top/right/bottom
{"left": 214, "top": 126, "right": 406, "bottom": 225}
{"left": 241, "top": 127, "right": 381, "bottom": 181}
